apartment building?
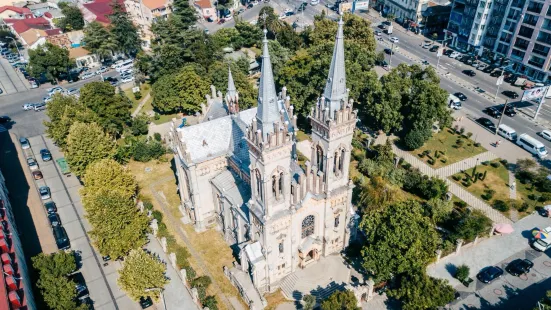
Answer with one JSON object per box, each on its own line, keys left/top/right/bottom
{"left": 125, "top": 0, "right": 172, "bottom": 48}
{"left": 445, "top": 0, "right": 494, "bottom": 51}
{"left": 383, "top": 0, "right": 431, "bottom": 22}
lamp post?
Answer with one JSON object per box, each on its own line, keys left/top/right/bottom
{"left": 145, "top": 287, "right": 167, "bottom": 310}
{"left": 1, "top": 37, "right": 23, "bottom": 62}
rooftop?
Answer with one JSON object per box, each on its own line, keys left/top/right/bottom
{"left": 142, "top": 0, "right": 167, "bottom": 10}
{"left": 4, "top": 17, "right": 51, "bottom": 34}
{"left": 194, "top": 0, "right": 213, "bottom": 9}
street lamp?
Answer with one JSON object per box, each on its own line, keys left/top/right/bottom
{"left": 145, "top": 287, "right": 167, "bottom": 310}
{"left": 495, "top": 64, "right": 513, "bottom": 100}
{"left": 1, "top": 37, "right": 23, "bottom": 62}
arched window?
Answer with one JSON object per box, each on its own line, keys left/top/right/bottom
{"left": 339, "top": 148, "right": 345, "bottom": 172}
{"left": 279, "top": 172, "right": 284, "bottom": 196}
{"left": 272, "top": 175, "right": 277, "bottom": 196}
{"left": 316, "top": 146, "right": 324, "bottom": 172}
{"left": 255, "top": 169, "right": 263, "bottom": 201}
{"left": 333, "top": 152, "right": 338, "bottom": 173}
{"left": 301, "top": 215, "right": 315, "bottom": 239}
{"left": 279, "top": 241, "right": 284, "bottom": 253}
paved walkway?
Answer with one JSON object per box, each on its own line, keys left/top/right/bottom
{"left": 392, "top": 145, "right": 512, "bottom": 224}
{"left": 427, "top": 213, "right": 549, "bottom": 288}
{"left": 435, "top": 151, "right": 497, "bottom": 177}
{"left": 131, "top": 92, "right": 151, "bottom": 118}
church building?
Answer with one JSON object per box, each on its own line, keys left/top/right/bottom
{"left": 168, "top": 17, "right": 358, "bottom": 295}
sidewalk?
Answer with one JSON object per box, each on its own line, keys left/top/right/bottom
{"left": 145, "top": 235, "right": 199, "bottom": 310}
{"left": 426, "top": 213, "right": 550, "bottom": 287}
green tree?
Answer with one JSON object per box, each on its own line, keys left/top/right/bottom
{"left": 152, "top": 65, "right": 211, "bottom": 113}
{"left": 109, "top": 1, "right": 141, "bottom": 56}
{"left": 84, "top": 189, "right": 150, "bottom": 257}
{"left": 423, "top": 198, "right": 453, "bottom": 224}
{"left": 268, "top": 40, "right": 290, "bottom": 78}
{"left": 129, "top": 113, "right": 150, "bottom": 136}
{"left": 360, "top": 201, "right": 440, "bottom": 282}
{"left": 66, "top": 122, "right": 116, "bottom": 177}
{"left": 32, "top": 251, "right": 77, "bottom": 278}
{"left": 56, "top": 5, "right": 85, "bottom": 31}
{"left": 533, "top": 290, "right": 551, "bottom": 309}
{"left": 118, "top": 249, "right": 168, "bottom": 301}
{"left": 303, "top": 294, "right": 316, "bottom": 310}
{"left": 452, "top": 209, "right": 492, "bottom": 240}
{"left": 307, "top": 13, "right": 376, "bottom": 50}
{"left": 78, "top": 81, "right": 132, "bottom": 136}
{"left": 321, "top": 290, "right": 359, "bottom": 310}
{"left": 37, "top": 273, "right": 85, "bottom": 310}
{"left": 81, "top": 158, "right": 137, "bottom": 200}
{"left": 403, "top": 127, "right": 430, "bottom": 150}
{"left": 83, "top": 22, "right": 117, "bottom": 60}
{"left": 28, "top": 43, "right": 73, "bottom": 82}
{"left": 388, "top": 269, "right": 455, "bottom": 310}
{"left": 44, "top": 94, "right": 99, "bottom": 149}
{"left": 234, "top": 21, "right": 263, "bottom": 48}
{"left": 208, "top": 61, "right": 256, "bottom": 110}
{"left": 172, "top": 0, "right": 197, "bottom": 28}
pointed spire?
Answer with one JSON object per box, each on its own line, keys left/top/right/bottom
{"left": 256, "top": 28, "right": 280, "bottom": 139}
{"left": 323, "top": 15, "right": 347, "bottom": 119}
{"left": 226, "top": 65, "right": 238, "bottom": 103}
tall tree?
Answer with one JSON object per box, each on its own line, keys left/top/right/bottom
{"left": 83, "top": 22, "right": 117, "bottom": 60}
{"left": 321, "top": 290, "right": 360, "bottom": 310}
{"left": 172, "top": 0, "right": 197, "bottom": 28}
{"left": 360, "top": 200, "right": 440, "bottom": 282}
{"left": 37, "top": 273, "right": 86, "bottom": 310}
{"left": 44, "top": 94, "right": 99, "bottom": 149}
{"left": 66, "top": 122, "right": 116, "bottom": 177}
{"left": 28, "top": 43, "right": 73, "bottom": 83}
{"left": 84, "top": 189, "right": 150, "bottom": 257}
{"left": 118, "top": 249, "right": 168, "bottom": 301}
{"left": 56, "top": 5, "right": 85, "bottom": 31}
{"left": 79, "top": 81, "right": 132, "bottom": 136}
{"left": 81, "top": 158, "right": 137, "bottom": 200}
{"left": 152, "top": 65, "right": 211, "bottom": 113}
{"left": 32, "top": 251, "right": 77, "bottom": 278}
{"left": 109, "top": 1, "right": 141, "bottom": 56}
{"left": 388, "top": 269, "right": 455, "bottom": 310}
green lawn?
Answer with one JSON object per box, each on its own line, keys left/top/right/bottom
{"left": 412, "top": 128, "right": 487, "bottom": 168}
{"left": 451, "top": 160, "right": 510, "bottom": 205}
{"left": 296, "top": 130, "right": 311, "bottom": 142}
{"left": 124, "top": 83, "right": 151, "bottom": 114}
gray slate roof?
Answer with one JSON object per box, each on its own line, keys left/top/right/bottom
{"left": 211, "top": 170, "right": 251, "bottom": 213}
{"left": 256, "top": 29, "right": 280, "bottom": 139}
{"left": 323, "top": 16, "right": 347, "bottom": 118}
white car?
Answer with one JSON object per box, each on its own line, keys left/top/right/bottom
{"left": 422, "top": 42, "right": 431, "bottom": 49}
{"left": 48, "top": 86, "right": 64, "bottom": 95}
{"left": 284, "top": 8, "right": 293, "bottom": 14}
{"left": 43, "top": 96, "right": 52, "bottom": 103}
{"left": 121, "top": 75, "right": 134, "bottom": 83}
{"left": 311, "top": 0, "right": 319, "bottom": 4}
{"left": 23, "top": 103, "right": 36, "bottom": 111}
{"left": 541, "top": 130, "right": 551, "bottom": 141}
{"left": 477, "top": 64, "right": 488, "bottom": 70}
{"left": 121, "top": 68, "right": 134, "bottom": 75}
{"left": 81, "top": 72, "right": 95, "bottom": 80}
{"left": 67, "top": 88, "right": 79, "bottom": 96}
{"left": 449, "top": 51, "right": 461, "bottom": 58}
{"left": 111, "top": 60, "right": 124, "bottom": 69}
{"left": 389, "top": 37, "right": 399, "bottom": 43}
{"left": 29, "top": 80, "right": 38, "bottom": 89}
{"left": 97, "top": 66, "right": 108, "bottom": 73}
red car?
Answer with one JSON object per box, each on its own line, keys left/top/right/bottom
{"left": 218, "top": 18, "right": 226, "bottom": 24}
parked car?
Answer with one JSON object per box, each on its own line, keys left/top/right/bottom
{"left": 139, "top": 296, "right": 153, "bottom": 309}
{"left": 27, "top": 157, "right": 39, "bottom": 171}
{"left": 454, "top": 92, "right": 467, "bottom": 101}
{"left": 374, "top": 30, "right": 382, "bottom": 36}
{"left": 53, "top": 225, "right": 70, "bottom": 250}
{"left": 39, "top": 186, "right": 51, "bottom": 200}
{"left": 541, "top": 130, "right": 551, "bottom": 141}
{"left": 81, "top": 72, "right": 95, "bottom": 80}
{"left": 484, "top": 107, "right": 501, "bottom": 118}
{"left": 430, "top": 45, "right": 439, "bottom": 52}
{"left": 48, "top": 86, "right": 64, "bottom": 95}
{"left": 384, "top": 48, "right": 394, "bottom": 55}
{"left": 422, "top": 41, "right": 431, "bottom": 49}
{"left": 97, "top": 66, "right": 108, "bottom": 74}
{"left": 477, "top": 266, "right": 503, "bottom": 283}
{"left": 476, "top": 117, "right": 497, "bottom": 132}
{"left": 34, "top": 103, "right": 46, "bottom": 111}
{"left": 506, "top": 259, "right": 533, "bottom": 276}
{"left": 43, "top": 96, "right": 52, "bottom": 103}
{"left": 0, "top": 116, "right": 10, "bottom": 124}
{"left": 121, "top": 75, "right": 134, "bottom": 83}
{"left": 449, "top": 51, "right": 461, "bottom": 58}
{"left": 20, "top": 137, "right": 30, "bottom": 149}
{"left": 463, "top": 70, "right": 476, "bottom": 77}
{"left": 71, "top": 273, "right": 90, "bottom": 299}
{"left": 22, "top": 103, "right": 36, "bottom": 111}
{"left": 32, "top": 170, "right": 43, "bottom": 180}
{"left": 477, "top": 64, "right": 488, "bottom": 71}
{"left": 48, "top": 212, "right": 61, "bottom": 227}
{"left": 40, "top": 149, "right": 52, "bottom": 161}
{"left": 491, "top": 70, "right": 503, "bottom": 77}
{"left": 121, "top": 68, "right": 133, "bottom": 75}
{"left": 389, "top": 37, "right": 399, "bottom": 43}
{"left": 502, "top": 90, "right": 519, "bottom": 99}
{"left": 29, "top": 79, "right": 38, "bottom": 89}
{"left": 66, "top": 88, "right": 79, "bottom": 97}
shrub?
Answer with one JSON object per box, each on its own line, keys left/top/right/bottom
{"left": 151, "top": 210, "right": 163, "bottom": 223}
{"left": 500, "top": 159, "right": 508, "bottom": 166}
{"left": 519, "top": 202, "right": 529, "bottom": 212}
{"left": 456, "top": 139, "right": 464, "bottom": 147}
{"left": 541, "top": 192, "right": 551, "bottom": 202}
{"left": 453, "top": 175, "right": 462, "bottom": 181}
{"left": 466, "top": 132, "right": 473, "bottom": 139}
{"left": 478, "top": 172, "right": 484, "bottom": 180}
{"left": 455, "top": 265, "right": 470, "bottom": 282}
{"left": 482, "top": 161, "right": 490, "bottom": 166}
{"left": 435, "top": 151, "right": 441, "bottom": 158}
{"left": 134, "top": 91, "right": 142, "bottom": 100}
{"left": 423, "top": 150, "right": 431, "bottom": 155}
{"left": 459, "top": 127, "right": 465, "bottom": 135}
{"left": 184, "top": 265, "right": 197, "bottom": 280}
{"left": 142, "top": 198, "right": 154, "bottom": 211}
{"left": 154, "top": 132, "right": 162, "bottom": 142}
{"left": 474, "top": 142, "right": 481, "bottom": 147}
{"left": 453, "top": 125, "right": 459, "bottom": 133}
{"left": 419, "top": 153, "right": 425, "bottom": 158}
{"left": 490, "top": 162, "right": 500, "bottom": 168}
{"left": 493, "top": 200, "right": 510, "bottom": 212}
{"left": 133, "top": 141, "right": 166, "bottom": 162}
{"left": 441, "top": 158, "right": 447, "bottom": 163}
{"left": 154, "top": 113, "right": 160, "bottom": 120}
{"left": 403, "top": 128, "right": 429, "bottom": 150}
{"left": 482, "top": 170, "right": 487, "bottom": 181}
{"left": 428, "top": 159, "right": 435, "bottom": 165}
{"left": 456, "top": 201, "right": 467, "bottom": 208}
{"left": 463, "top": 180, "right": 472, "bottom": 187}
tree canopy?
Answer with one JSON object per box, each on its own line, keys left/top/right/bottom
{"left": 388, "top": 269, "right": 455, "bottom": 310}
{"left": 152, "top": 65, "right": 211, "bottom": 113}
{"left": 108, "top": 1, "right": 141, "bottom": 56}
{"left": 118, "top": 249, "right": 168, "bottom": 301}
{"left": 81, "top": 158, "right": 137, "bottom": 200}
{"left": 320, "top": 290, "right": 360, "bottom": 310}
{"left": 56, "top": 5, "right": 84, "bottom": 31}
{"left": 360, "top": 200, "right": 440, "bottom": 282}
{"left": 28, "top": 43, "right": 73, "bottom": 82}
{"left": 66, "top": 122, "right": 116, "bottom": 177}
{"left": 83, "top": 22, "right": 117, "bottom": 60}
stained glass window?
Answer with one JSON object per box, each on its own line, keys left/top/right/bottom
{"left": 301, "top": 215, "right": 315, "bottom": 238}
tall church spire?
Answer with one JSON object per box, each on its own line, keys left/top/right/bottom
{"left": 256, "top": 28, "right": 280, "bottom": 139}
{"left": 226, "top": 66, "right": 238, "bottom": 103}
{"left": 323, "top": 15, "right": 347, "bottom": 118}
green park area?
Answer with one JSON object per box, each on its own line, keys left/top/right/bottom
{"left": 412, "top": 128, "right": 486, "bottom": 168}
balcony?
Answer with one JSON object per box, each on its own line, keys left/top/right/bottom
{"left": 537, "top": 31, "right": 551, "bottom": 45}
{"left": 528, "top": 57, "right": 545, "bottom": 68}
{"left": 510, "top": 49, "right": 526, "bottom": 61}
{"left": 523, "top": 14, "right": 539, "bottom": 26}
{"left": 511, "top": 0, "right": 525, "bottom": 8}
{"left": 533, "top": 47, "right": 550, "bottom": 57}
{"left": 527, "top": 1, "right": 544, "bottom": 14}
{"left": 518, "top": 26, "right": 534, "bottom": 39}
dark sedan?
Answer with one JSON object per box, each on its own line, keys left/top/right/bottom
{"left": 0, "top": 116, "right": 10, "bottom": 124}
{"left": 384, "top": 48, "right": 394, "bottom": 55}
{"left": 484, "top": 107, "right": 501, "bottom": 118}
{"left": 44, "top": 201, "right": 57, "bottom": 214}
{"left": 454, "top": 92, "right": 467, "bottom": 101}
{"left": 506, "top": 259, "right": 533, "bottom": 276}
{"left": 443, "top": 49, "right": 453, "bottom": 56}
{"left": 463, "top": 70, "right": 476, "bottom": 77}
{"left": 48, "top": 213, "right": 61, "bottom": 227}
{"left": 476, "top": 117, "right": 497, "bottom": 132}
{"left": 502, "top": 90, "right": 519, "bottom": 99}
{"left": 477, "top": 266, "right": 504, "bottom": 284}
{"left": 430, "top": 45, "right": 439, "bottom": 52}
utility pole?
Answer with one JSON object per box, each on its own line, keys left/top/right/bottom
{"left": 388, "top": 35, "right": 395, "bottom": 69}
{"left": 496, "top": 99, "right": 509, "bottom": 135}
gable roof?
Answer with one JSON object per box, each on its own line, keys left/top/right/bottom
{"left": 142, "top": 0, "right": 167, "bottom": 10}
{"left": 82, "top": 0, "right": 124, "bottom": 24}
{"left": 194, "top": 0, "right": 212, "bottom": 9}
{"left": 19, "top": 28, "right": 47, "bottom": 46}
{"left": 0, "top": 6, "right": 32, "bottom": 16}
{"left": 4, "top": 17, "right": 50, "bottom": 34}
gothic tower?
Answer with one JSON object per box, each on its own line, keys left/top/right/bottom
{"left": 225, "top": 67, "right": 240, "bottom": 114}
{"left": 310, "top": 16, "right": 357, "bottom": 193}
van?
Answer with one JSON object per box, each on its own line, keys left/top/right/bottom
{"left": 532, "top": 226, "right": 551, "bottom": 251}
{"left": 115, "top": 59, "right": 133, "bottom": 72}
{"left": 517, "top": 133, "right": 548, "bottom": 159}
{"left": 448, "top": 94, "right": 461, "bottom": 110}
{"left": 497, "top": 124, "right": 517, "bottom": 141}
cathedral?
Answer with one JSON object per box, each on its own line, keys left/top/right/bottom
{"left": 168, "top": 18, "right": 358, "bottom": 295}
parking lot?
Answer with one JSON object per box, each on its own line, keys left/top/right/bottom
{"left": 21, "top": 134, "right": 140, "bottom": 310}
{"left": 0, "top": 58, "right": 29, "bottom": 95}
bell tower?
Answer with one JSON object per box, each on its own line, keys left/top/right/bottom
{"left": 309, "top": 16, "right": 356, "bottom": 193}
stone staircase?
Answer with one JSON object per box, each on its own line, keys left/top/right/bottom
{"left": 280, "top": 273, "right": 299, "bottom": 300}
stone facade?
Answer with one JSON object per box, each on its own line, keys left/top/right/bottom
{"left": 169, "top": 20, "right": 358, "bottom": 295}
